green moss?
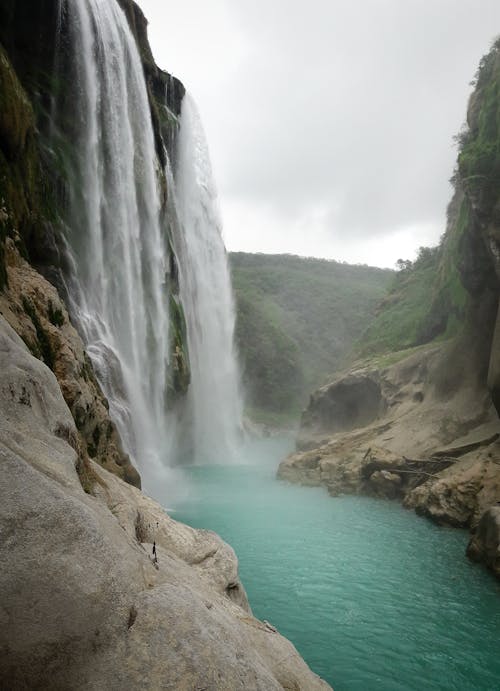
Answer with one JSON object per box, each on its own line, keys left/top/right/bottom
{"left": 167, "top": 294, "right": 190, "bottom": 400}
{"left": 167, "top": 295, "right": 191, "bottom": 401}
{"left": 0, "top": 45, "right": 61, "bottom": 282}
{"left": 0, "top": 47, "right": 34, "bottom": 158}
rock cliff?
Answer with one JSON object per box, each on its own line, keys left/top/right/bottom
{"left": 0, "top": 315, "right": 330, "bottom": 689}
{"left": 280, "top": 38, "right": 500, "bottom": 579}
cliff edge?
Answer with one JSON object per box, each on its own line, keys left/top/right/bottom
{"left": 0, "top": 314, "right": 330, "bottom": 689}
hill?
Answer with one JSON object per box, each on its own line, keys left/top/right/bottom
{"left": 229, "top": 252, "right": 393, "bottom": 423}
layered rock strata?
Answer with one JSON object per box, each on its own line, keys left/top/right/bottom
{"left": 279, "top": 343, "right": 500, "bottom": 577}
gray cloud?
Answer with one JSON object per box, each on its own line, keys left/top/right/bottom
{"left": 140, "top": 0, "right": 500, "bottom": 265}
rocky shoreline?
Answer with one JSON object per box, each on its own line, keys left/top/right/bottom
{"left": 278, "top": 344, "right": 500, "bottom": 580}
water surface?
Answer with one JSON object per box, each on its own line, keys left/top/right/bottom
{"left": 174, "top": 437, "right": 500, "bottom": 690}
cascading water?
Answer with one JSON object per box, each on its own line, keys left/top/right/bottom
{"left": 54, "top": 0, "right": 242, "bottom": 488}
{"left": 170, "top": 95, "right": 244, "bottom": 464}
{"left": 56, "top": 0, "right": 173, "bottom": 490}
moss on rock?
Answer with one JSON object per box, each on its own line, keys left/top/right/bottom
{"left": 168, "top": 294, "right": 190, "bottom": 400}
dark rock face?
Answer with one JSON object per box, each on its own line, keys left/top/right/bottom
{"left": 300, "top": 371, "right": 386, "bottom": 447}
{"left": 456, "top": 40, "right": 500, "bottom": 416}
{"left": 117, "top": 0, "right": 185, "bottom": 164}
{"left": 467, "top": 506, "right": 500, "bottom": 577}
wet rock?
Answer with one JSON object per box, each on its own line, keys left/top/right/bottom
{"left": 466, "top": 506, "right": 500, "bottom": 578}
{"left": 368, "top": 470, "right": 403, "bottom": 499}
{"left": 299, "top": 370, "right": 386, "bottom": 447}
{"left": 0, "top": 242, "right": 140, "bottom": 487}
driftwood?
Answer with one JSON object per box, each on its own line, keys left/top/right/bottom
{"left": 362, "top": 431, "right": 500, "bottom": 493}
{"left": 386, "top": 469, "right": 440, "bottom": 479}
{"left": 431, "top": 432, "right": 499, "bottom": 459}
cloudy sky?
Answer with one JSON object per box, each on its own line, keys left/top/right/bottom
{"left": 140, "top": 0, "right": 500, "bottom": 268}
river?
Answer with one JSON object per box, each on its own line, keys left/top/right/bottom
{"left": 173, "top": 436, "right": 500, "bottom": 690}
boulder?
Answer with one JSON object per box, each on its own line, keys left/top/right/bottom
{"left": 299, "top": 370, "right": 386, "bottom": 447}
{"left": 368, "top": 470, "right": 403, "bottom": 499}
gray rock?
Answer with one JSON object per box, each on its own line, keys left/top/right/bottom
{"left": 466, "top": 506, "right": 500, "bottom": 577}
{"left": 0, "top": 316, "right": 331, "bottom": 689}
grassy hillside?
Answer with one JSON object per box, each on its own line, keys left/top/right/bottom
{"left": 229, "top": 252, "right": 393, "bottom": 423}
{"left": 356, "top": 196, "right": 469, "bottom": 359}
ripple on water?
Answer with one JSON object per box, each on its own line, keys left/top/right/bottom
{"left": 173, "top": 438, "right": 500, "bottom": 691}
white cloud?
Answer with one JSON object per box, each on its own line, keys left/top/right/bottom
{"left": 138, "top": 0, "right": 500, "bottom": 268}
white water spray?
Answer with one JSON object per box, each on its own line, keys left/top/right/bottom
{"left": 59, "top": 0, "right": 172, "bottom": 489}
{"left": 56, "top": 0, "right": 242, "bottom": 483}
{"left": 172, "top": 95, "right": 244, "bottom": 463}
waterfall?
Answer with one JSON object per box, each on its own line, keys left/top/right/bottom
{"left": 57, "top": 0, "right": 173, "bottom": 490}
{"left": 54, "top": 0, "right": 242, "bottom": 485}
{"left": 171, "top": 95, "right": 244, "bottom": 464}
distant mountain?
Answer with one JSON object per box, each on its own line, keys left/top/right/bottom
{"left": 229, "top": 252, "right": 393, "bottom": 423}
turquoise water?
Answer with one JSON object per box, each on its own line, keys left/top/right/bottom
{"left": 173, "top": 437, "right": 500, "bottom": 691}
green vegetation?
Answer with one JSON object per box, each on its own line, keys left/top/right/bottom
{"left": 167, "top": 294, "right": 190, "bottom": 401}
{"left": 230, "top": 252, "right": 393, "bottom": 422}
{"left": 357, "top": 229, "right": 468, "bottom": 358}
{"left": 458, "top": 37, "right": 500, "bottom": 212}
{"left": 357, "top": 39, "right": 500, "bottom": 361}
{"left": 0, "top": 44, "right": 59, "bottom": 289}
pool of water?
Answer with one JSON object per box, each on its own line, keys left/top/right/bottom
{"left": 172, "top": 437, "right": 500, "bottom": 690}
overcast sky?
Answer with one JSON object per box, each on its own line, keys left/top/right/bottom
{"left": 140, "top": 0, "right": 500, "bottom": 268}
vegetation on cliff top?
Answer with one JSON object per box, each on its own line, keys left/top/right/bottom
{"left": 356, "top": 39, "right": 500, "bottom": 361}
{"left": 458, "top": 37, "right": 500, "bottom": 215}
{"left": 356, "top": 204, "right": 469, "bottom": 358}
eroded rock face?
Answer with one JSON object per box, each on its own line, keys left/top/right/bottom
{"left": 467, "top": 506, "right": 500, "bottom": 577}
{"left": 0, "top": 241, "right": 140, "bottom": 487}
{"left": 300, "top": 371, "right": 386, "bottom": 449}
{"left": 279, "top": 344, "right": 500, "bottom": 557}
{"left": 0, "top": 315, "right": 330, "bottom": 690}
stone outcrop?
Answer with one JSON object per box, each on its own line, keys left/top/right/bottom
{"left": 466, "top": 506, "right": 500, "bottom": 578}
{"left": 300, "top": 370, "right": 386, "bottom": 449}
{"left": 0, "top": 239, "right": 140, "bottom": 488}
{"left": 0, "top": 315, "right": 330, "bottom": 689}
{"left": 279, "top": 342, "right": 500, "bottom": 549}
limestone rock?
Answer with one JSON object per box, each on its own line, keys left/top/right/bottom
{"left": 404, "top": 441, "right": 500, "bottom": 527}
{"left": 368, "top": 470, "right": 403, "bottom": 499}
{"left": 0, "top": 241, "right": 140, "bottom": 487}
{"left": 0, "top": 315, "right": 330, "bottom": 689}
{"left": 467, "top": 506, "right": 500, "bottom": 577}
{"left": 280, "top": 343, "right": 500, "bottom": 534}
{"left": 299, "top": 369, "right": 386, "bottom": 449}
